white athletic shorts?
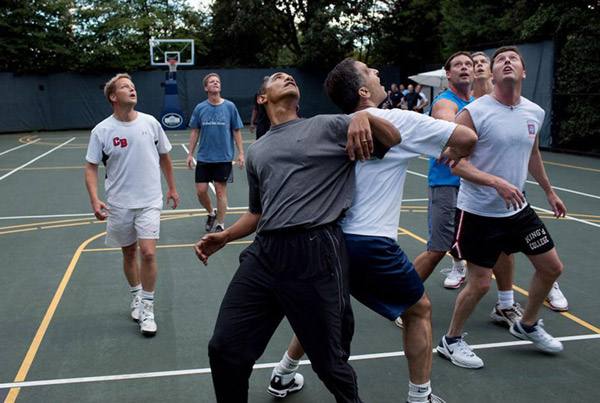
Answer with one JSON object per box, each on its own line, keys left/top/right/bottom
{"left": 105, "top": 205, "right": 161, "bottom": 247}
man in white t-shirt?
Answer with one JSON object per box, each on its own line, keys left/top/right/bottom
{"left": 84, "top": 73, "right": 179, "bottom": 337}
{"left": 268, "top": 58, "right": 477, "bottom": 403}
{"left": 437, "top": 46, "right": 566, "bottom": 369}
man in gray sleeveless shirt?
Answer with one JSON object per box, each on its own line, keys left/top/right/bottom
{"left": 194, "top": 71, "right": 400, "bottom": 403}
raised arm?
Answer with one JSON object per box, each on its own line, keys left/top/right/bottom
{"left": 84, "top": 162, "right": 109, "bottom": 220}
{"left": 186, "top": 128, "right": 200, "bottom": 169}
{"left": 528, "top": 136, "right": 566, "bottom": 217}
{"left": 346, "top": 111, "right": 401, "bottom": 161}
{"left": 159, "top": 153, "right": 179, "bottom": 209}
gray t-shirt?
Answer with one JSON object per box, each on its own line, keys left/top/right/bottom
{"left": 246, "top": 115, "right": 355, "bottom": 233}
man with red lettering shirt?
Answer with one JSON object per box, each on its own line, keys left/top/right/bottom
{"left": 84, "top": 73, "right": 179, "bottom": 337}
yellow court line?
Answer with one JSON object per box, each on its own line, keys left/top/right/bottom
{"left": 397, "top": 226, "right": 600, "bottom": 335}
{"left": 41, "top": 222, "right": 93, "bottom": 230}
{"left": 0, "top": 165, "right": 84, "bottom": 172}
{"left": 544, "top": 160, "right": 600, "bottom": 173}
{"left": 4, "top": 231, "right": 106, "bottom": 403}
{"left": 0, "top": 227, "right": 38, "bottom": 236}
{"left": 0, "top": 217, "right": 93, "bottom": 231}
{"left": 83, "top": 239, "right": 253, "bottom": 253}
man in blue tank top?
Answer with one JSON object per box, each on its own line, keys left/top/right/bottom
{"left": 413, "top": 52, "right": 474, "bottom": 289}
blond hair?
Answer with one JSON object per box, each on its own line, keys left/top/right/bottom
{"left": 104, "top": 73, "right": 132, "bottom": 104}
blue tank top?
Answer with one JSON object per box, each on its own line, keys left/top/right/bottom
{"left": 428, "top": 89, "right": 474, "bottom": 187}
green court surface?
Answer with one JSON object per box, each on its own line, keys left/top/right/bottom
{"left": 1, "top": 129, "right": 599, "bottom": 402}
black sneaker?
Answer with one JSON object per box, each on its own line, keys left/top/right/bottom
{"left": 267, "top": 370, "right": 304, "bottom": 398}
{"left": 205, "top": 209, "right": 216, "bottom": 232}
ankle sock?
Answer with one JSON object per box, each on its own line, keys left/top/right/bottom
{"left": 497, "top": 290, "right": 515, "bottom": 309}
{"left": 141, "top": 289, "right": 154, "bottom": 302}
{"left": 275, "top": 351, "right": 300, "bottom": 375}
{"left": 444, "top": 335, "right": 461, "bottom": 344}
{"left": 519, "top": 320, "right": 538, "bottom": 333}
{"left": 129, "top": 284, "right": 142, "bottom": 295}
{"left": 408, "top": 381, "right": 431, "bottom": 402}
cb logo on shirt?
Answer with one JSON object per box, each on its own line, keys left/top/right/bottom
{"left": 112, "top": 137, "right": 128, "bottom": 148}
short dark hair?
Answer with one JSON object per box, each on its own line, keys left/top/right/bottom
{"left": 444, "top": 51, "right": 473, "bottom": 71}
{"left": 324, "top": 58, "right": 363, "bottom": 114}
{"left": 491, "top": 46, "right": 525, "bottom": 70}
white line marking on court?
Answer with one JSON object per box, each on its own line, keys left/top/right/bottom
{"left": 0, "top": 137, "right": 76, "bottom": 182}
{"left": 531, "top": 205, "right": 600, "bottom": 229}
{"left": 0, "top": 333, "right": 598, "bottom": 389}
{"left": 181, "top": 144, "right": 216, "bottom": 195}
{"left": 526, "top": 180, "right": 600, "bottom": 200}
{"left": 407, "top": 170, "right": 427, "bottom": 179}
{"left": 0, "top": 139, "right": 41, "bottom": 156}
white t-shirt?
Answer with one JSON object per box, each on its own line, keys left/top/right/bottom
{"left": 85, "top": 112, "right": 172, "bottom": 209}
{"left": 458, "top": 95, "right": 545, "bottom": 217}
{"left": 341, "top": 108, "right": 456, "bottom": 240}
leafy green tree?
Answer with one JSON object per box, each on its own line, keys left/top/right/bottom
{"left": 0, "top": 0, "right": 76, "bottom": 73}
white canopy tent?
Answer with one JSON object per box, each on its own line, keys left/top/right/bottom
{"left": 408, "top": 68, "right": 448, "bottom": 88}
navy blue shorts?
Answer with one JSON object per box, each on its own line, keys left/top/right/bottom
{"left": 344, "top": 234, "right": 425, "bottom": 320}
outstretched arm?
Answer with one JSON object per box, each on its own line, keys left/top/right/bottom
{"left": 194, "top": 211, "right": 261, "bottom": 265}
{"left": 528, "top": 136, "right": 566, "bottom": 217}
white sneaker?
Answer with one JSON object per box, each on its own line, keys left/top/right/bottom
{"left": 130, "top": 294, "right": 142, "bottom": 321}
{"left": 443, "top": 265, "right": 466, "bottom": 289}
{"left": 407, "top": 393, "right": 446, "bottom": 403}
{"left": 139, "top": 300, "right": 157, "bottom": 337}
{"left": 510, "top": 319, "right": 563, "bottom": 353}
{"left": 394, "top": 316, "right": 404, "bottom": 328}
{"left": 267, "top": 369, "right": 304, "bottom": 398}
{"left": 490, "top": 302, "right": 524, "bottom": 327}
{"left": 436, "top": 334, "right": 484, "bottom": 369}
{"left": 546, "top": 282, "right": 569, "bottom": 311}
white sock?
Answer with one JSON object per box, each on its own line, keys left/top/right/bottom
{"left": 141, "top": 289, "right": 154, "bottom": 302}
{"left": 275, "top": 351, "right": 299, "bottom": 375}
{"left": 408, "top": 381, "right": 431, "bottom": 402}
{"left": 497, "top": 290, "right": 514, "bottom": 309}
{"left": 129, "top": 284, "right": 142, "bottom": 295}
{"left": 452, "top": 259, "right": 466, "bottom": 270}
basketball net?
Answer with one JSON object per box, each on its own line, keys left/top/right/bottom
{"left": 168, "top": 59, "right": 178, "bottom": 73}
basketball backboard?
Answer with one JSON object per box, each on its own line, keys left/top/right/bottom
{"left": 150, "top": 39, "right": 195, "bottom": 67}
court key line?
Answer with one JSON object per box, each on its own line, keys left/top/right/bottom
{"left": 1, "top": 333, "right": 599, "bottom": 390}
{"left": 0, "top": 139, "right": 41, "bottom": 157}
{"left": 3, "top": 231, "right": 106, "bottom": 403}
{"left": 0, "top": 137, "right": 76, "bottom": 182}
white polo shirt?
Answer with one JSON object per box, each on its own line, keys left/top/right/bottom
{"left": 86, "top": 112, "right": 172, "bottom": 209}
{"left": 341, "top": 108, "right": 456, "bottom": 240}
{"left": 458, "top": 94, "right": 545, "bottom": 217}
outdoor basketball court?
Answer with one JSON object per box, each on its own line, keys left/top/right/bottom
{"left": 0, "top": 129, "right": 599, "bottom": 402}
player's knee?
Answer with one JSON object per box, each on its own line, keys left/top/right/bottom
{"left": 540, "top": 259, "right": 563, "bottom": 279}
{"left": 121, "top": 244, "right": 137, "bottom": 260}
{"left": 470, "top": 276, "right": 491, "bottom": 295}
{"left": 405, "top": 295, "right": 432, "bottom": 321}
{"left": 139, "top": 247, "right": 156, "bottom": 261}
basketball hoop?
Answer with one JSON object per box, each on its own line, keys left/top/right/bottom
{"left": 168, "top": 58, "right": 178, "bottom": 73}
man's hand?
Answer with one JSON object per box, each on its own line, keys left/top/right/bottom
{"left": 439, "top": 146, "right": 467, "bottom": 168}
{"left": 194, "top": 232, "right": 228, "bottom": 265}
{"left": 166, "top": 190, "right": 179, "bottom": 209}
{"left": 91, "top": 199, "right": 109, "bottom": 221}
{"left": 547, "top": 191, "right": 567, "bottom": 218}
{"left": 493, "top": 178, "right": 526, "bottom": 210}
{"left": 236, "top": 153, "right": 245, "bottom": 169}
{"left": 186, "top": 155, "right": 196, "bottom": 170}
{"left": 347, "top": 111, "right": 373, "bottom": 161}
{"left": 249, "top": 125, "right": 256, "bottom": 133}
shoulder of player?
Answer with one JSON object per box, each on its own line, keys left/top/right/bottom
{"left": 519, "top": 96, "right": 544, "bottom": 113}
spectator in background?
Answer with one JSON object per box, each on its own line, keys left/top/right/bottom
{"left": 414, "top": 84, "right": 430, "bottom": 113}
{"left": 390, "top": 83, "right": 404, "bottom": 108}
{"left": 405, "top": 84, "right": 426, "bottom": 112}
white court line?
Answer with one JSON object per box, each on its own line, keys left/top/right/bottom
{"left": 406, "top": 170, "right": 600, "bottom": 229}
{"left": 531, "top": 205, "right": 600, "bottom": 229}
{"left": 0, "top": 138, "right": 40, "bottom": 156}
{"left": 526, "top": 180, "right": 600, "bottom": 200}
{"left": 1, "top": 333, "right": 598, "bottom": 390}
{"left": 0, "top": 137, "right": 76, "bottom": 182}
{"left": 181, "top": 144, "right": 216, "bottom": 195}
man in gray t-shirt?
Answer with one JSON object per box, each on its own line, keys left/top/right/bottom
{"left": 194, "top": 71, "right": 400, "bottom": 403}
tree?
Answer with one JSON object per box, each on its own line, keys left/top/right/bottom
{"left": 0, "top": 0, "right": 76, "bottom": 73}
